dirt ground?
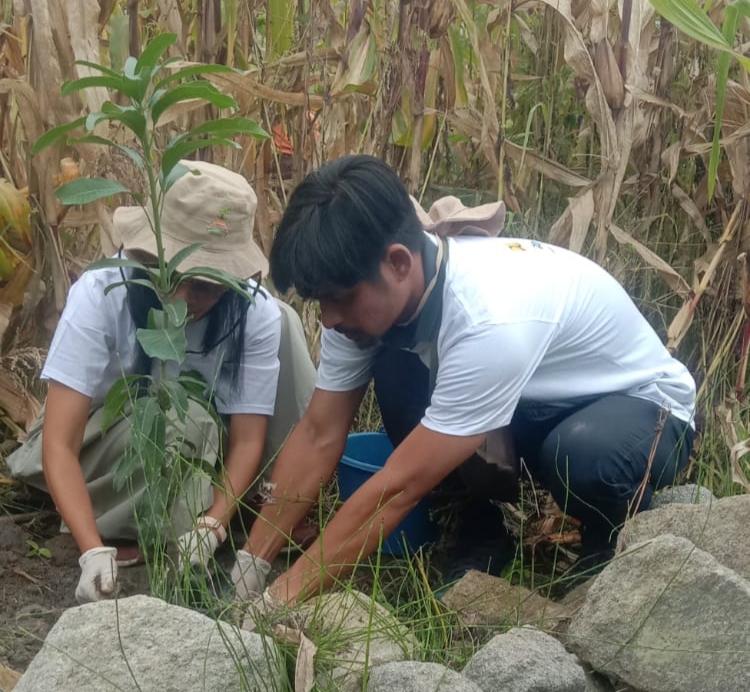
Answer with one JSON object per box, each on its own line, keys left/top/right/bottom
{"left": 0, "top": 511, "right": 154, "bottom": 674}
{"left": 0, "top": 498, "right": 299, "bottom": 677}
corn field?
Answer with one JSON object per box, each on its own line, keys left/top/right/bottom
{"left": 0, "top": 0, "right": 748, "bottom": 494}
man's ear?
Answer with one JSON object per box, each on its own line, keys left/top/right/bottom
{"left": 383, "top": 244, "right": 414, "bottom": 281}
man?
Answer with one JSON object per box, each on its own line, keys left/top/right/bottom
{"left": 229, "top": 155, "right": 696, "bottom": 609}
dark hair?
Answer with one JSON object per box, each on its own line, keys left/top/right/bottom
{"left": 126, "top": 269, "right": 250, "bottom": 386}
{"left": 270, "top": 155, "right": 423, "bottom": 297}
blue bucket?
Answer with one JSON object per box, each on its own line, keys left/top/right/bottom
{"left": 337, "top": 432, "right": 437, "bottom": 557}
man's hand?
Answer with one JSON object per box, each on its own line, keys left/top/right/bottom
{"left": 76, "top": 547, "right": 118, "bottom": 604}
{"left": 177, "top": 516, "right": 227, "bottom": 569}
{"left": 230, "top": 550, "right": 272, "bottom": 601}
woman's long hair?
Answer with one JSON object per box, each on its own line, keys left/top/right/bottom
{"left": 125, "top": 268, "right": 251, "bottom": 387}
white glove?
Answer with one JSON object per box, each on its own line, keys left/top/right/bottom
{"left": 76, "top": 547, "right": 118, "bottom": 604}
{"left": 177, "top": 516, "right": 227, "bottom": 569}
{"left": 230, "top": 550, "right": 272, "bottom": 601}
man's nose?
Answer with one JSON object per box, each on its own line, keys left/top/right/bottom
{"left": 319, "top": 301, "right": 341, "bottom": 330}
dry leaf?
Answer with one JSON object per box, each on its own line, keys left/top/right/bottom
{"left": 548, "top": 188, "right": 594, "bottom": 253}
{"left": 274, "top": 625, "right": 317, "bottom": 692}
{"left": 671, "top": 184, "right": 711, "bottom": 243}
{"left": 716, "top": 401, "right": 750, "bottom": 492}
{"left": 609, "top": 223, "right": 692, "bottom": 298}
{"left": 666, "top": 300, "right": 695, "bottom": 352}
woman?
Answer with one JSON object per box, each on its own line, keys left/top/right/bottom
{"left": 7, "top": 160, "right": 316, "bottom": 604}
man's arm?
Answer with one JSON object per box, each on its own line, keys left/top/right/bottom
{"left": 41, "top": 381, "right": 102, "bottom": 553}
{"left": 203, "top": 413, "right": 268, "bottom": 530}
{"left": 242, "top": 385, "right": 366, "bottom": 562}
{"left": 268, "top": 423, "right": 485, "bottom": 604}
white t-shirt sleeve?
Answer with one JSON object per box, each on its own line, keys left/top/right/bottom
{"left": 316, "top": 328, "right": 377, "bottom": 392}
{"left": 215, "top": 294, "right": 281, "bottom": 416}
{"left": 41, "top": 273, "right": 115, "bottom": 397}
{"left": 423, "top": 320, "right": 559, "bottom": 435}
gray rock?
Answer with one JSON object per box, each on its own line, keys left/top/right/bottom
{"left": 13, "top": 595, "right": 283, "bottom": 692}
{"left": 441, "top": 570, "right": 567, "bottom": 632}
{"left": 297, "top": 590, "right": 414, "bottom": 692}
{"left": 649, "top": 484, "right": 715, "bottom": 509}
{"left": 367, "top": 661, "right": 484, "bottom": 692}
{"left": 567, "top": 534, "right": 750, "bottom": 692}
{"left": 618, "top": 494, "right": 750, "bottom": 579}
{"left": 462, "top": 626, "right": 588, "bottom": 692}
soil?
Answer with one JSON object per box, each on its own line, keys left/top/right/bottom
{"left": 0, "top": 512, "right": 153, "bottom": 674}
{"left": 0, "top": 501, "right": 297, "bottom": 677}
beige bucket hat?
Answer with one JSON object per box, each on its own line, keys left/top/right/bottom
{"left": 113, "top": 160, "right": 269, "bottom": 280}
{"left": 410, "top": 194, "right": 506, "bottom": 238}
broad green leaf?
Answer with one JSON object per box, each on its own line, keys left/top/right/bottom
{"left": 165, "top": 299, "right": 188, "bottom": 327}
{"left": 161, "top": 380, "right": 189, "bottom": 423}
{"left": 55, "top": 178, "right": 131, "bottom": 206}
{"left": 267, "top": 0, "right": 295, "bottom": 58}
{"left": 113, "top": 447, "right": 139, "bottom": 491}
{"left": 649, "top": 0, "right": 735, "bottom": 54}
{"left": 84, "top": 111, "right": 110, "bottom": 132}
{"left": 72, "top": 60, "right": 123, "bottom": 79}
{"left": 135, "top": 33, "right": 177, "bottom": 72}
{"left": 61, "top": 76, "right": 125, "bottom": 97}
{"left": 101, "top": 102, "right": 147, "bottom": 140}
{"left": 179, "top": 370, "right": 209, "bottom": 400}
{"left": 108, "top": 15, "right": 129, "bottom": 73}
{"left": 178, "top": 267, "right": 254, "bottom": 301}
{"left": 147, "top": 307, "right": 167, "bottom": 330}
{"left": 708, "top": 4, "right": 740, "bottom": 197}
{"left": 85, "top": 256, "right": 149, "bottom": 274}
{"left": 188, "top": 116, "right": 270, "bottom": 141}
{"left": 137, "top": 324, "right": 187, "bottom": 363}
{"left": 31, "top": 117, "right": 86, "bottom": 154}
{"left": 153, "top": 63, "right": 235, "bottom": 91}
{"left": 150, "top": 82, "right": 237, "bottom": 125}
{"left": 136, "top": 474, "right": 170, "bottom": 547}
{"left": 102, "top": 277, "right": 158, "bottom": 296}
{"left": 123, "top": 56, "right": 138, "bottom": 79}
{"left": 182, "top": 453, "right": 221, "bottom": 485}
{"left": 102, "top": 374, "right": 142, "bottom": 433}
{"left": 68, "top": 135, "right": 145, "bottom": 168}
{"left": 160, "top": 161, "right": 190, "bottom": 193}
{"left": 161, "top": 137, "right": 241, "bottom": 177}
{"left": 448, "top": 25, "right": 469, "bottom": 108}
{"left": 165, "top": 242, "right": 204, "bottom": 276}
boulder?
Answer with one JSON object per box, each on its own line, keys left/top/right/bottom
{"left": 649, "top": 484, "right": 715, "bottom": 509}
{"left": 367, "top": 661, "right": 483, "bottom": 692}
{"left": 13, "top": 595, "right": 283, "bottom": 692}
{"left": 618, "top": 494, "right": 750, "bottom": 579}
{"left": 462, "top": 626, "right": 588, "bottom": 692}
{"left": 297, "top": 590, "right": 414, "bottom": 692}
{"left": 440, "top": 570, "right": 567, "bottom": 631}
{"left": 567, "top": 534, "right": 750, "bottom": 692}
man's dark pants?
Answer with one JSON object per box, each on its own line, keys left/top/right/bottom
{"left": 372, "top": 348, "right": 694, "bottom": 554}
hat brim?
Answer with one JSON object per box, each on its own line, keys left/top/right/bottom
{"left": 411, "top": 195, "right": 506, "bottom": 237}
{"left": 113, "top": 206, "right": 269, "bottom": 280}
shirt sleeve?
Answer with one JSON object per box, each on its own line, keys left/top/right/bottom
{"left": 41, "top": 273, "right": 116, "bottom": 397}
{"left": 422, "top": 320, "right": 559, "bottom": 436}
{"left": 316, "top": 328, "right": 377, "bottom": 392}
{"left": 214, "top": 295, "right": 282, "bottom": 416}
